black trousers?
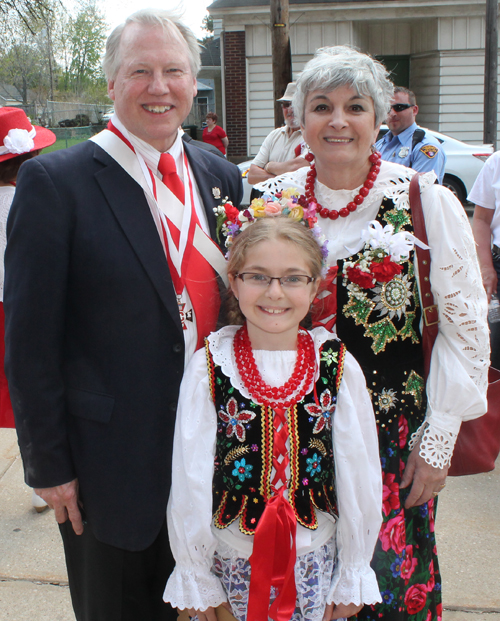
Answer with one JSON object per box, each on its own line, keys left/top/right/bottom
{"left": 59, "top": 517, "right": 177, "bottom": 621}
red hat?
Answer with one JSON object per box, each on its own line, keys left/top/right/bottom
{"left": 0, "top": 107, "right": 56, "bottom": 163}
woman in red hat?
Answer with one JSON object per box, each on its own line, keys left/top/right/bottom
{"left": 0, "top": 108, "right": 56, "bottom": 429}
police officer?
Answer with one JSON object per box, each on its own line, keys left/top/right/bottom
{"left": 376, "top": 86, "right": 446, "bottom": 182}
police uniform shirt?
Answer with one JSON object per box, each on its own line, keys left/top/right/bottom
{"left": 375, "top": 122, "right": 446, "bottom": 183}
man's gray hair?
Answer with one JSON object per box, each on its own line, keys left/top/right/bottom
{"left": 103, "top": 8, "right": 201, "bottom": 81}
{"left": 293, "top": 46, "right": 394, "bottom": 127}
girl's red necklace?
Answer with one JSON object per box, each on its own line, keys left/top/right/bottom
{"left": 234, "top": 325, "right": 316, "bottom": 409}
{"left": 304, "top": 151, "right": 382, "bottom": 220}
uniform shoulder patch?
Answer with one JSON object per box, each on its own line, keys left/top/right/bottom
{"left": 420, "top": 144, "right": 438, "bottom": 158}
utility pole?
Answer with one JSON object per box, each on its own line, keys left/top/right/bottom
{"left": 270, "top": 0, "right": 292, "bottom": 128}
{"left": 484, "top": 0, "right": 498, "bottom": 150}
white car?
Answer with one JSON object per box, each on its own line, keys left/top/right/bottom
{"left": 238, "top": 127, "right": 493, "bottom": 206}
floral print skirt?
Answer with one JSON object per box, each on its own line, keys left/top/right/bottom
{"left": 351, "top": 414, "right": 442, "bottom": 621}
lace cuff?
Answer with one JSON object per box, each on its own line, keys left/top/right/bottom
{"left": 328, "top": 564, "right": 381, "bottom": 606}
{"left": 408, "top": 422, "right": 457, "bottom": 468}
{"left": 163, "top": 565, "right": 227, "bottom": 611}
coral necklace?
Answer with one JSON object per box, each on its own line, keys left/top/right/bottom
{"left": 234, "top": 325, "right": 316, "bottom": 410}
{"left": 304, "top": 150, "right": 382, "bottom": 220}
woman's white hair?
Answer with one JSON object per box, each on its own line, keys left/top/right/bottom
{"left": 103, "top": 8, "right": 201, "bottom": 81}
{"left": 293, "top": 46, "right": 394, "bottom": 127}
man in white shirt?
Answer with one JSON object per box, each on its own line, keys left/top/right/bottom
{"left": 470, "top": 151, "right": 500, "bottom": 368}
{"left": 4, "top": 9, "right": 242, "bottom": 621}
{"left": 247, "top": 82, "right": 308, "bottom": 185}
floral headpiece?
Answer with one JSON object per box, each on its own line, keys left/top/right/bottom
{"left": 213, "top": 189, "right": 329, "bottom": 274}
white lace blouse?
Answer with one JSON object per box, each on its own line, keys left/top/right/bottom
{"left": 164, "top": 326, "right": 382, "bottom": 611}
{"left": 0, "top": 185, "right": 15, "bottom": 302}
{"left": 255, "top": 161, "right": 490, "bottom": 468}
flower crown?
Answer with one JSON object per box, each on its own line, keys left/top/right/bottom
{"left": 213, "top": 189, "right": 329, "bottom": 273}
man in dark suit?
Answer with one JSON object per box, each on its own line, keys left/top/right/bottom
{"left": 4, "top": 9, "right": 242, "bottom": 621}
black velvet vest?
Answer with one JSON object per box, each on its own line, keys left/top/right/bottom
{"left": 206, "top": 337, "right": 345, "bottom": 535}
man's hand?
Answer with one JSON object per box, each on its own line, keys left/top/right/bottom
{"left": 247, "top": 157, "right": 309, "bottom": 185}
{"left": 35, "top": 479, "right": 83, "bottom": 535}
{"left": 322, "top": 602, "right": 363, "bottom": 620}
{"left": 400, "top": 447, "right": 448, "bottom": 508}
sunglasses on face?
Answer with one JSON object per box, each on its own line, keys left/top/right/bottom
{"left": 281, "top": 102, "right": 292, "bottom": 108}
{"left": 390, "top": 103, "right": 413, "bottom": 112}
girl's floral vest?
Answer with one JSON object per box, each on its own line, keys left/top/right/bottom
{"left": 206, "top": 338, "right": 346, "bottom": 535}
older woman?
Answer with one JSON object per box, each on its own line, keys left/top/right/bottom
{"left": 256, "top": 46, "right": 489, "bottom": 621}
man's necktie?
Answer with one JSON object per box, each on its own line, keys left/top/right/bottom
{"left": 158, "top": 153, "right": 184, "bottom": 204}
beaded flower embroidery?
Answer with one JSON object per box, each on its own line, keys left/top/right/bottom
{"left": 304, "top": 389, "right": 336, "bottom": 433}
{"left": 218, "top": 397, "right": 256, "bottom": 442}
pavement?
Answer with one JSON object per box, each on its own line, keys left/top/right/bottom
{"left": 1, "top": 427, "right": 499, "bottom": 621}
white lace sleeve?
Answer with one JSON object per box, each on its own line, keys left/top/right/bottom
{"left": 328, "top": 352, "right": 382, "bottom": 606}
{"left": 416, "top": 181, "right": 489, "bottom": 465}
{"left": 163, "top": 348, "right": 227, "bottom": 611}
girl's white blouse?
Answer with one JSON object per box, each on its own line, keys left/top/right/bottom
{"left": 255, "top": 161, "right": 490, "bottom": 466}
{"left": 164, "top": 327, "right": 383, "bottom": 611}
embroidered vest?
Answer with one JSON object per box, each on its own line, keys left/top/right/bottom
{"left": 206, "top": 338, "right": 345, "bottom": 535}
{"left": 336, "top": 196, "right": 427, "bottom": 432}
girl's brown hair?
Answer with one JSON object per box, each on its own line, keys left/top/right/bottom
{"left": 225, "top": 217, "right": 323, "bottom": 326}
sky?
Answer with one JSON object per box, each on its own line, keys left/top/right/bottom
{"left": 103, "top": 0, "right": 212, "bottom": 38}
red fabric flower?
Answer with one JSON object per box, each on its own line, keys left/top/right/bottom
{"left": 370, "top": 256, "right": 403, "bottom": 283}
{"left": 404, "top": 584, "right": 428, "bottom": 615}
{"left": 346, "top": 265, "right": 375, "bottom": 289}
{"left": 379, "top": 512, "right": 406, "bottom": 554}
{"left": 224, "top": 203, "right": 240, "bottom": 223}
{"left": 400, "top": 545, "right": 418, "bottom": 582}
{"left": 382, "top": 472, "right": 400, "bottom": 516}
{"left": 437, "top": 602, "right": 443, "bottom": 620}
{"left": 398, "top": 416, "right": 409, "bottom": 449}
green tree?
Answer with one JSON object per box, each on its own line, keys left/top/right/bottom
{"left": 58, "top": 1, "right": 107, "bottom": 96}
{"left": 0, "top": 0, "right": 53, "bottom": 34}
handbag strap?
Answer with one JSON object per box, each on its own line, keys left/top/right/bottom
{"left": 409, "top": 173, "right": 439, "bottom": 379}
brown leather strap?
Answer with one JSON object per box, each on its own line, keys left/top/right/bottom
{"left": 409, "top": 173, "right": 439, "bottom": 379}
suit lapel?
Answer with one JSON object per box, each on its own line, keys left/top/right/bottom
{"left": 92, "top": 144, "right": 183, "bottom": 336}
{"left": 184, "top": 141, "right": 224, "bottom": 245}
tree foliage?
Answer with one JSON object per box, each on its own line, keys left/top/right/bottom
{"left": 0, "top": 0, "right": 55, "bottom": 34}
{"left": 0, "top": 0, "right": 109, "bottom": 106}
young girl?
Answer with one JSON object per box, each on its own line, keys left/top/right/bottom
{"left": 164, "top": 216, "right": 382, "bottom": 621}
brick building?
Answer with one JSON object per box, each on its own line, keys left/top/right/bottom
{"left": 208, "top": 0, "right": 497, "bottom": 158}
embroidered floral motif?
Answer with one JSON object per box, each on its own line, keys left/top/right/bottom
{"left": 218, "top": 397, "right": 256, "bottom": 442}
{"left": 304, "top": 389, "right": 336, "bottom": 433}
{"left": 383, "top": 207, "right": 411, "bottom": 233}
{"left": 372, "top": 273, "right": 413, "bottom": 320}
{"left": 378, "top": 388, "right": 398, "bottom": 412}
{"left": 306, "top": 453, "right": 322, "bottom": 476}
{"left": 403, "top": 370, "right": 425, "bottom": 409}
{"left": 232, "top": 458, "right": 253, "bottom": 482}
{"left": 320, "top": 348, "right": 338, "bottom": 367}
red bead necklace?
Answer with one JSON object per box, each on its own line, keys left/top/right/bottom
{"left": 234, "top": 325, "right": 316, "bottom": 410}
{"left": 304, "top": 151, "right": 382, "bottom": 220}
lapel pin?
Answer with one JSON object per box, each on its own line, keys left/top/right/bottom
{"left": 212, "top": 187, "right": 221, "bottom": 199}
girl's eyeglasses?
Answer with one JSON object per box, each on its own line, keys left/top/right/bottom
{"left": 236, "top": 273, "right": 315, "bottom": 288}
